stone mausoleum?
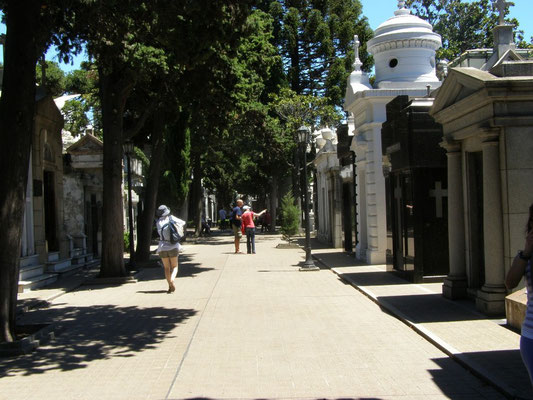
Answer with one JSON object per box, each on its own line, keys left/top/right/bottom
{"left": 344, "top": 1, "right": 442, "bottom": 264}
{"left": 430, "top": 14, "right": 533, "bottom": 315}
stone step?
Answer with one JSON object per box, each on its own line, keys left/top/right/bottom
{"left": 51, "top": 263, "right": 84, "bottom": 277}
{"left": 47, "top": 251, "right": 60, "bottom": 262}
{"left": 71, "top": 248, "right": 83, "bottom": 257}
{"left": 20, "top": 254, "right": 40, "bottom": 268}
{"left": 18, "top": 273, "right": 58, "bottom": 293}
{"left": 84, "top": 258, "right": 100, "bottom": 270}
{"left": 71, "top": 254, "right": 87, "bottom": 266}
{"left": 19, "top": 264, "right": 46, "bottom": 280}
{"left": 46, "top": 258, "right": 73, "bottom": 273}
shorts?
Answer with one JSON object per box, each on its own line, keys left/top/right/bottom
{"left": 232, "top": 224, "right": 242, "bottom": 239}
{"left": 159, "top": 248, "right": 179, "bottom": 258}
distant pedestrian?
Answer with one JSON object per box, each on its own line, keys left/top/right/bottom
{"left": 155, "top": 205, "right": 185, "bottom": 294}
{"left": 230, "top": 199, "right": 244, "bottom": 253}
{"left": 218, "top": 207, "right": 227, "bottom": 230}
{"left": 505, "top": 202, "right": 533, "bottom": 386}
{"left": 241, "top": 205, "right": 266, "bottom": 254}
{"left": 200, "top": 214, "right": 211, "bottom": 236}
{"left": 261, "top": 210, "right": 272, "bottom": 233}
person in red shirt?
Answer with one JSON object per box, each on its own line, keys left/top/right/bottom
{"left": 241, "top": 205, "right": 266, "bottom": 254}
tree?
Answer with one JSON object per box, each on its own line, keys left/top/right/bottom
{"left": 35, "top": 60, "right": 66, "bottom": 96}
{"left": 280, "top": 191, "right": 300, "bottom": 243}
{"left": 405, "top": 0, "right": 526, "bottom": 61}
{"left": 258, "top": 0, "right": 373, "bottom": 105}
{"left": 0, "top": 0, "right": 81, "bottom": 343}
{"left": 68, "top": 0, "right": 253, "bottom": 275}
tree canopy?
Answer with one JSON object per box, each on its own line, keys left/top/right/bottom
{"left": 406, "top": 0, "right": 530, "bottom": 61}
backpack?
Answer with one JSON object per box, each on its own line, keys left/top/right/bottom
{"left": 161, "top": 216, "right": 184, "bottom": 243}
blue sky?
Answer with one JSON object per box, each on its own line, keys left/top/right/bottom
{"left": 1, "top": 1, "right": 532, "bottom": 71}
{"left": 362, "top": 0, "right": 532, "bottom": 40}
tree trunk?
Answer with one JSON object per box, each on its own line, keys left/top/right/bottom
{"left": 190, "top": 156, "right": 203, "bottom": 236}
{"left": 0, "top": 1, "right": 40, "bottom": 342}
{"left": 270, "top": 178, "right": 278, "bottom": 232}
{"left": 98, "top": 70, "right": 133, "bottom": 277}
{"left": 136, "top": 114, "right": 165, "bottom": 264}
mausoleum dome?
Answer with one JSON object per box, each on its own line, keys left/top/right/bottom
{"left": 367, "top": 1, "right": 441, "bottom": 88}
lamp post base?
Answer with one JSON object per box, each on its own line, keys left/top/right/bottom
{"left": 299, "top": 251, "right": 319, "bottom": 271}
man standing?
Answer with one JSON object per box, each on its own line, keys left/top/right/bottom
{"left": 231, "top": 199, "right": 244, "bottom": 253}
{"left": 218, "top": 207, "right": 227, "bottom": 230}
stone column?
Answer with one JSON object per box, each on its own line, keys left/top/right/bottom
{"left": 476, "top": 136, "right": 506, "bottom": 315}
{"left": 441, "top": 141, "right": 467, "bottom": 299}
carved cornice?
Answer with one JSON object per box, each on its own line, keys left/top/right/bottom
{"left": 369, "top": 38, "right": 440, "bottom": 54}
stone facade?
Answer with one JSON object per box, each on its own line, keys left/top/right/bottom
{"left": 430, "top": 24, "right": 533, "bottom": 315}
{"left": 28, "top": 91, "right": 68, "bottom": 261}
{"left": 63, "top": 133, "right": 104, "bottom": 257}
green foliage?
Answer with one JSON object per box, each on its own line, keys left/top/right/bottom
{"left": 35, "top": 60, "right": 65, "bottom": 96}
{"left": 158, "top": 113, "right": 192, "bottom": 211}
{"left": 258, "top": 0, "right": 373, "bottom": 106}
{"left": 405, "top": 0, "right": 527, "bottom": 61}
{"left": 64, "top": 63, "right": 103, "bottom": 137}
{"left": 271, "top": 87, "right": 342, "bottom": 132}
{"left": 280, "top": 191, "right": 300, "bottom": 243}
{"left": 123, "top": 231, "right": 130, "bottom": 253}
{"left": 62, "top": 99, "right": 89, "bottom": 136}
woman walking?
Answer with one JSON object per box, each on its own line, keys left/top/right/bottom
{"left": 155, "top": 205, "right": 185, "bottom": 293}
{"left": 506, "top": 203, "right": 533, "bottom": 386}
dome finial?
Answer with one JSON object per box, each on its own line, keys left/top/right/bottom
{"left": 395, "top": 0, "right": 411, "bottom": 16}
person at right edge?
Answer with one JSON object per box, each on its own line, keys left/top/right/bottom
{"left": 506, "top": 202, "right": 533, "bottom": 386}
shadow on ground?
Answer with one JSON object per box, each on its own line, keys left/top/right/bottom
{"left": 376, "top": 293, "right": 489, "bottom": 323}
{"left": 431, "top": 352, "right": 532, "bottom": 399}
{"left": 177, "top": 398, "right": 382, "bottom": 400}
{"left": 0, "top": 304, "right": 197, "bottom": 377}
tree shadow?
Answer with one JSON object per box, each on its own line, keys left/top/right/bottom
{"left": 178, "top": 398, "right": 380, "bottom": 400}
{"left": 0, "top": 304, "right": 197, "bottom": 377}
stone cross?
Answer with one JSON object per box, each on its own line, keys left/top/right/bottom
{"left": 39, "top": 56, "right": 48, "bottom": 87}
{"left": 493, "top": 0, "right": 510, "bottom": 25}
{"left": 429, "top": 181, "right": 448, "bottom": 218}
{"left": 352, "top": 35, "right": 362, "bottom": 70}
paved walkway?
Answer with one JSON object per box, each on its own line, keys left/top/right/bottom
{"left": 0, "top": 233, "right": 528, "bottom": 399}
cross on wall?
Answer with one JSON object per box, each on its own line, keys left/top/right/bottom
{"left": 429, "top": 181, "right": 448, "bottom": 218}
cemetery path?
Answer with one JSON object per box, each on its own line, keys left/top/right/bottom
{"left": 0, "top": 233, "right": 509, "bottom": 399}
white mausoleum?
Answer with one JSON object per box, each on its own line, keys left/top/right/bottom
{"left": 344, "top": 0, "right": 442, "bottom": 263}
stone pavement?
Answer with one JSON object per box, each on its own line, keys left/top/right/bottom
{"left": 0, "top": 233, "right": 524, "bottom": 399}
{"left": 311, "top": 244, "right": 532, "bottom": 400}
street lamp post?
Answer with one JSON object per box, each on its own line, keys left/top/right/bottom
{"left": 123, "top": 140, "right": 136, "bottom": 270}
{"left": 297, "top": 126, "right": 319, "bottom": 271}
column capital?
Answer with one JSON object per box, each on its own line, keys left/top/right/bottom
{"left": 440, "top": 139, "right": 461, "bottom": 153}
{"left": 479, "top": 128, "right": 500, "bottom": 143}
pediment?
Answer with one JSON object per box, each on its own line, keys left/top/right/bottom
{"left": 66, "top": 134, "right": 103, "bottom": 155}
{"left": 430, "top": 67, "right": 496, "bottom": 115}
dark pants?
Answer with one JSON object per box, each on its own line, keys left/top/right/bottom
{"left": 246, "top": 227, "right": 256, "bottom": 254}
